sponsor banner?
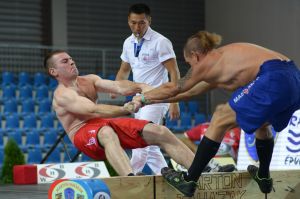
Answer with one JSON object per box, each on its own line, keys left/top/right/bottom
{"left": 37, "top": 161, "right": 110, "bottom": 184}
{"left": 237, "top": 109, "right": 300, "bottom": 170}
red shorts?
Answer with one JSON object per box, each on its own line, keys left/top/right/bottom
{"left": 73, "top": 118, "right": 150, "bottom": 160}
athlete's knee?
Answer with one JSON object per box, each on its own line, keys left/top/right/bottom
{"left": 157, "top": 125, "right": 172, "bottom": 137}
{"left": 98, "top": 126, "right": 118, "bottom": 143}
{"left": 211, "top": 103, "right": 236, "bottom": 129}
{"left": 215, "top": 104, "right": 226, "bottom": 112}
{"left": 145, "top": 123, "right": 169, "bottom": 136}
{"left": 142, "top": 123, "right": 173, "bottom": 145}
{"left": 256, "top": 124, "right": 273, "bottom": 139}
{"left": 213, "top": 104, "right": 229, "bottom": 121}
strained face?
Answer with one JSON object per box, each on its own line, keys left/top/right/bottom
{"left": 51, "top": 53, "right": 79, "bottom": 78}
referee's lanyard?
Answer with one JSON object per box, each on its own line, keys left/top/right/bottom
{"left": 134, "top": 38, "right": 145, "bottom": 57}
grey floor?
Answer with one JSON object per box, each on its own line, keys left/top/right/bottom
{"left": 0, "top": 184, "right": 50, "bottom": 199}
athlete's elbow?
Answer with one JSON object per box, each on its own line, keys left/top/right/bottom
{"left": 165, "top": 83, "right": 180, "bottom": 97}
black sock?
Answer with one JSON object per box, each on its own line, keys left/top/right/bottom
{"left": 185, "top": 136, "right": 220, "bottom": 182}
{"left": 256, "top": 138, "right": 274, "bottom": 178}
{"left": 128, "top": 173, "right": 134, "bottom": 176}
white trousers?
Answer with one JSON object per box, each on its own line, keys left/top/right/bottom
{"left": 131, "top": 104, "right": 169, "bottom": 174}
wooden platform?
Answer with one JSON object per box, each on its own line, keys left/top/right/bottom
{"left": 0, "top": 170, "right": 299, "bottom": 199}
{"left": 102, "top": 170, "right": 300, "bottom": 199}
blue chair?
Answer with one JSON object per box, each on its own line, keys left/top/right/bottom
{"left": 7, "top": 131, "right": 22, "bottom": 145}
{"left": 179, "top": 101, "right": 187, "bottom": 113}
{"left": 188, "top": 101, "right": 200, "bottom": 115}
{"left": 44, "top": 148, "right": 61, "bottom": 163}
{"left": 27, "top": 148, "right": 42, "bottom": 164}
{"left": 23, "top": 113, "right": 37, "bottom": 129}
{"left": 21, "top": 98, "right": 35, "bottom": 115}
{"left": 81, "top": 153, "right": 92, "bottom": 161}
{"left": 19, "top": 85, "right": 33, "bottom": 101}
{"left": 165, "top": 117, "right": 178, "bottom": 131}
{"left": 107, "top": 74, "right": 116, "bottom": 80}
{"left": 3, "top": 99, "right": 18, "bottom": 115}
{"left": 25, "top": 130, "right": 40, "bottom": 147}
{"left": 18, "top": 72, "right": 31, "bottom": 86}
{"left": 2, "top": 71, "right": 14, "bottom": 86}
{"left": 38, "top": 98, "right": 52, "bottom": 116}
{"left": 43, "top": 129, "right": 58, "bottom": 148}
{"left": 48, "top": 78, "right": 58, "bottom": 90}
{"left": 57, "top": 122, "right": 64, "bottom": 132}
{"left": 5, "top": 113, "right": 20, "bottom": 129}
{"left": 0, "top": 131, "right": 3, "bottom": 146}
{"left": 0, "top": 150, "right": 4, "bottom": 168}
{"left": 63, "top": 146, "right": 79, "bottom": 162}
{"left": 194, "top": 113, "right": 206, "bottom": 125}
{"left": 62, "top": 135, "right": 72, "bottom": 147}
{"left": 34, "top": 72, "right": 47, "bottom": 87}
{"left": 2, "top": 84, "right": 16, "bottom": 100}
{"left": 35, "top": 85, "right": 49, "bottom": 101}
{"left": 177, "top": 113, "right": 192, "bottom": 131}
{"left": 40, "top": 113, "right": 54, "bottom": 129}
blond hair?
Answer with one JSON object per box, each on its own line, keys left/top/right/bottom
{"left": 184, "top": 31, "right": 222, "bottom": 56}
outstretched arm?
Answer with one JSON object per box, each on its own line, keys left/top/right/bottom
{"left": 54, "top": 87, "right": 132, "bottom": 118}
{"left": 133, "top": 68, "right": 198, "bottom": 104}
{"left": 152, "top": 81, "right": 215, "bottom": 103}
{"left": 93, "top": 74, "right": 151, "bottom": 96}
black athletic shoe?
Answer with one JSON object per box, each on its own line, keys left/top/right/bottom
{"left": 161, "top": 167, "right": 197, "bottom": 197}
{"left": 247, "top": 165, "right": 273, "bottom": 194}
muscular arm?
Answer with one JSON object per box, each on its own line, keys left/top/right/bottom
{"left": 142, "top": 68, "right": 198, "bottom": 102}
{"left": 93, "top": 74, "right": 150, "bottom": 96}
{"left": 55, "top": 87, "right": 130, "bottom": 118}
{"left": 152, "top": 81, "right": 215, "bottom": 103}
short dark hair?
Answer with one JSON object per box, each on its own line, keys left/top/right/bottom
{"left": 43, "top": 50, "right": 66, "bottom": 77}
{"left": 128, "top": 3, "right": 151, "bottom": 16}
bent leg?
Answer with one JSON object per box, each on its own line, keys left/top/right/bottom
{"left": 187, "top": 103, "right": 238, "bottom": 182}
{"left": 132, "top": 105, "right": 168, "bottom": 174}
{"left": 205, "top": 103, "right": 238, "bottom": 142}
{"left": 142, "top": 123, "right": 195, "bottom": 170}
{"left": 97, "top": 126, "right": 133, "bottom": 176}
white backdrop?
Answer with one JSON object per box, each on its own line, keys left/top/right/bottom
{"left": 237, "top": 110, "right": 300, "bottom": 170}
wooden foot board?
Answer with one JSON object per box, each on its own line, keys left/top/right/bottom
{"left": 102, "top": 170, "right": 300, "bottom": 199}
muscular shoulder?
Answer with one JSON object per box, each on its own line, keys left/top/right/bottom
{"left": 53, "top": 85, "right": 75, "bottom": 106}
{"left": 81, "top": 74, "right": 100, "bottom": 80}
{"left": 221, "top": 42, "right": 263, "bottom": 53}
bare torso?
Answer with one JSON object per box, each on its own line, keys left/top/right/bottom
{"left": 52, "top": 75, "right": 99, "bottom": 141}
{"left": 197, "top": 43, "right": 289, "bottom": 91}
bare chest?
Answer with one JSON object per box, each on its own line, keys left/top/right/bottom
{"left": 73, "top": 84, "right": 98, "bottom": 102}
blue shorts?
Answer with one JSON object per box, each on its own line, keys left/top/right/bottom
{"left": 229, "top": 59, "right": 300, "bottom": 134}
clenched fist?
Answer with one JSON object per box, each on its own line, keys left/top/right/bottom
{"left": 123, "top": 101, "right": 141, "bottom": 113}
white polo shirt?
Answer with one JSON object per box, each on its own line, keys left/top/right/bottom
{"left": 120, "top": 27, "right": 176, "bottom": 88}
